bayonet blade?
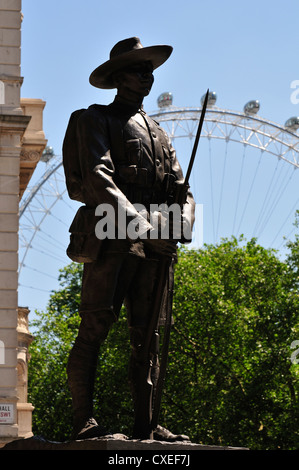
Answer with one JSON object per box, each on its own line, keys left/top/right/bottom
{"left": 184, "top": 88, "right": 209, "bottom": 184}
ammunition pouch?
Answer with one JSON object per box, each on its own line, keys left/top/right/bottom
{"left": 67, "top": 206, "right": 103, "bottom": 263}
{"left": 163, "top": 173, "right": 176, "bottom": 196}
{"left": 117, "top": 166, "right": 148, "bottom": 186}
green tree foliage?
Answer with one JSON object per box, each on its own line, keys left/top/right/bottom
{"left": 28, "top": 238, "right": 298, "bottom": 449}
{"left": 164, "top": 237, "right": 298, "bottom": 449}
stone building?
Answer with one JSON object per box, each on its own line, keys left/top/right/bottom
{"left": 0, "top": 0, "right": 47, "bottom": 446}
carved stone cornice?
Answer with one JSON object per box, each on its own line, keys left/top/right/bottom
{"left": 17, "top": 307, "right": 32, "bottom": 337}
{"left": 20, "top": 149, "right": 40, "bottom": 163}
{"left": 19, "top": 98, "right": 47, "bottom": 199}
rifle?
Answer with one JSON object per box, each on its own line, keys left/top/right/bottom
{"left": 150, "top": 89, "right": 210, "bottom": 432}
{"left": 133, "top": 89, "right": 209, "bottom": 439}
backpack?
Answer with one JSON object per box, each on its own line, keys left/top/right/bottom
{"left": 62, "top": 108, "right": 86, "bottom": 203}
{"left": 62, "top": 105, "right": 123, "bottom": 263}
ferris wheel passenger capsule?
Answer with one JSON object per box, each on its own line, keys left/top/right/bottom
{"left": 41, "top": 146, "right": 55, "bottom": 162}
{"left": 201, "top": 91, "right": 217, "bottom": 106}
{"left": 284, "top": 116, "right": 299, "bottom": 131}
{"left": 157, "top": 92, "right": 173, "bottom": 108}
{"left": 244, "top": 100, "right": 260, "bottom": 114}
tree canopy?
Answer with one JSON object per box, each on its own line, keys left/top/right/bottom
{"left": 28, "top": 236, "right": 299, "bottom": 449}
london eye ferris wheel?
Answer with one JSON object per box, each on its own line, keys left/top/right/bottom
{"left": 18, "top": 91, "right": 299, "bottom": 312}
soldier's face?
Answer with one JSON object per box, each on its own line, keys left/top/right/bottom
{"left": 115, "top": 61, "right": 154, "bottom": 100}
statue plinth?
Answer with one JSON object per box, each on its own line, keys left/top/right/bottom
{"left": 1, "top": 434, "right": 248, "bottom": 451}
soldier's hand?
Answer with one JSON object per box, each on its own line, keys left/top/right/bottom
{"left": 143, "top": 238, "right": 177, "bottom": 258}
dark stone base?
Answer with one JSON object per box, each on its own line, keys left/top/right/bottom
{"left": 1, "top": 434, "right": 248, "bottom": 451}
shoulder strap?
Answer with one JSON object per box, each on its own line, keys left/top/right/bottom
{"left": 89, "top": 103, "right": 126, "bottom": 163}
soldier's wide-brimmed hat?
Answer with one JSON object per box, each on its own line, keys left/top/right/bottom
{"left": 89, "top": 37, "right": 173, "bottom": 89}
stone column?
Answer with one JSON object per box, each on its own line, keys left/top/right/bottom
{"left": 16, "top": 307, "right": 34, "bottom": 439}
{"left": 0, "top": 0, "right": 30, "bottom": 445}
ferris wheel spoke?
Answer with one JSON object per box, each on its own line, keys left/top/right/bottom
{"left": 47, "top": 210, "right": 69, "bottom": 227}
{"left": 60, "top": 196, "right": 78, "bottom": 213}
{"left": 271, "top": 196, "right": 299, "bottom": 247}
{"left": 256, "top": 162, "right": 292, "bottom": 236}
{"left": 216, "top": 142, "right": 229, "bottom": 241}
{"left": 256, "top": 165, "right": 295, "bottom": 238}
{"left": 22, "top": 264, "right": 59, "bottom": 280}
{"left": 232, "top": 144, "right": 246, "bottom": 235}
{"left": 208, "top": 139, "right": 216, "bottom": 243}
{"left": 236, "top": 151, "right": 263, "bottom": 236}
{"left": 30, "top": 244, "right": 65, "bottom": 263}
{"left": 18, "top": 283, "right": 52, "bottom": 294}
{"left": 252, "top": 160, "right": 280, "bottom": 236}
{"left": 262, "top": 163, "right": 292, "bottom": 228}
{"left": 34, "top": 229, "right": 66, "bottom": 252}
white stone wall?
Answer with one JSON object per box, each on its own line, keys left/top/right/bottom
{"left": 0, "top": 0, "right": 23, "bottom": 115}
{"left": 0, "top": 0, "right": 29, "bottom": 443}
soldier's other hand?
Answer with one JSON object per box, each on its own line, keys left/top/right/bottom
{"left": 143, "top": 238, "right": 177, "bottom": 258}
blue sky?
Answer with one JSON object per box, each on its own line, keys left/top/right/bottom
{"left": 19, "top": 0, "right": 299, "bottom": 312}
{"left": 21, "top": 0, "right": 299, "bottom": 140}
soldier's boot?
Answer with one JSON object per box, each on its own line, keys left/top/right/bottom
{"left": 153, "top": 425, "right": 190, "bottom": 442}
{"left": 67, "top": 310, "right": 115, "bottom": 440}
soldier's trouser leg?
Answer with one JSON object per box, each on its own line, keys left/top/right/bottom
{"left": 67, "top": 253, "right": 140, "bottom": 438}
{"left": 67, "top": 309, "right": 115, "bottom": 438}
{"left": 125, "top": 257, "right": 161, "bottom": 439}
{"left": 128, "top": 326, "right": 160, "bottom": 439}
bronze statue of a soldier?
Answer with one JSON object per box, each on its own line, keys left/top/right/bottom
{"left": 63, "top": 37, "right": 195, "bottom": 441}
